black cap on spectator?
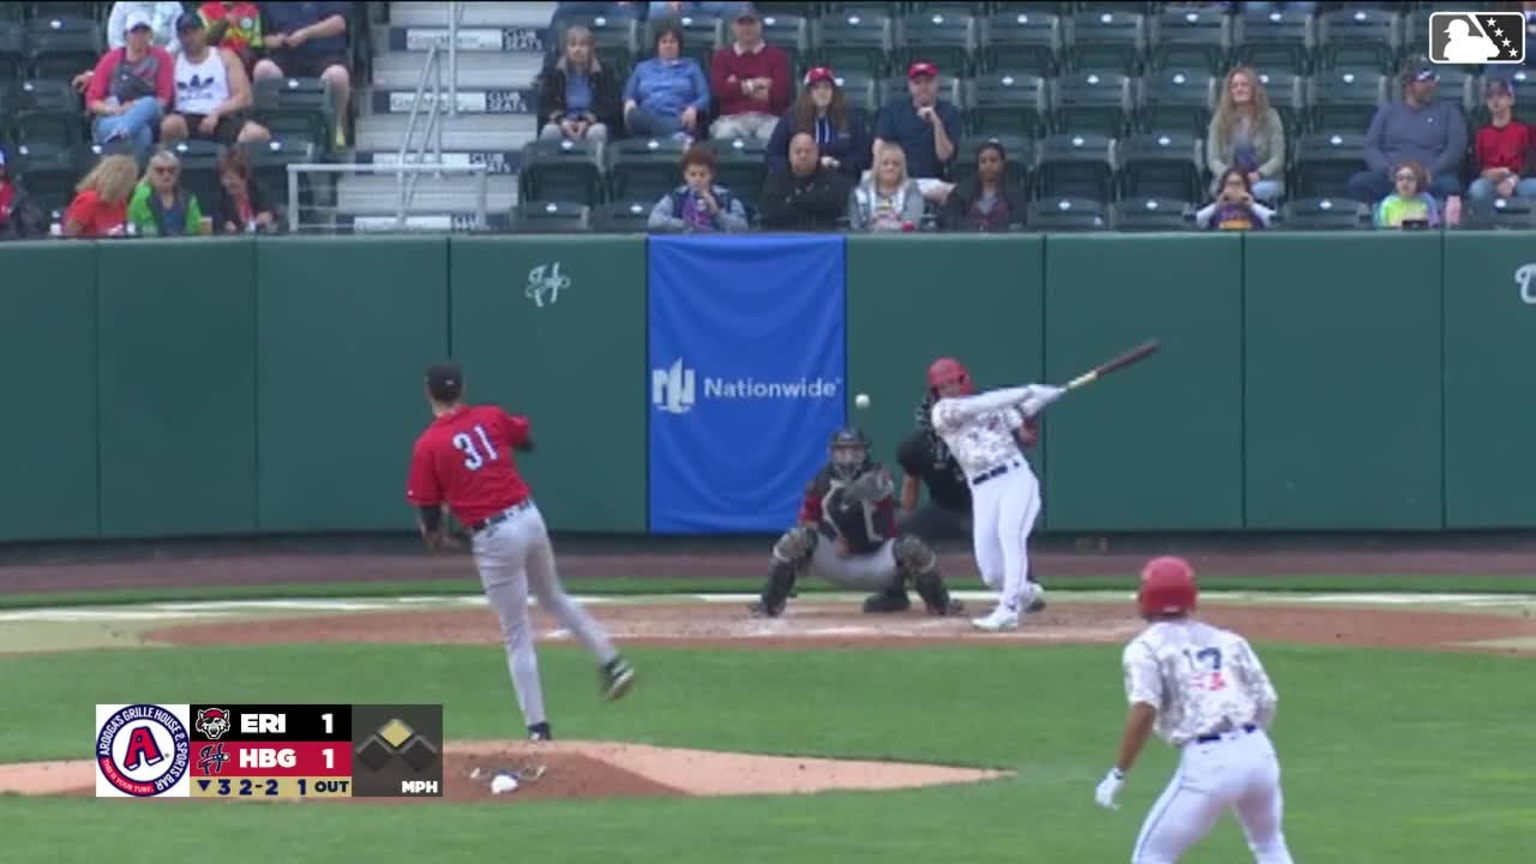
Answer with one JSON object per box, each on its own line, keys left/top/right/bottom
{"left": 425, "top": 362, "right": 464, "bottom": 402}
{"left": 176, "top": 11, "right": 204, "bottom": 33}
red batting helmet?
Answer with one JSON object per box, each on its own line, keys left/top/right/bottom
{"left": 1137, "top": 556, "right": 1198, "bottom": 618}
{"left": 927, "top": 357, "right": 974, "bottom": 394}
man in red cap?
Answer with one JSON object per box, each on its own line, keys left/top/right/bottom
{"left": 872, "top": 60, "right": 961, "bottom": 204}
{"left": 1095, "top": 556, "right": 1295, "bottom": 863}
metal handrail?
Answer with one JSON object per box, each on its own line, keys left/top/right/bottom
{"left": 395, "top": 41, "right": 448, "bottom": 225}
{"left": 449, "top": 0, "right": 463, "bottom": 118}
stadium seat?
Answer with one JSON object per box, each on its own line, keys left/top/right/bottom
{"left": 593, "top": 199, "right": 657, "bottom": 233}
{"left": 1026, "top": 196, "right": 1109, "bottom": 231}
{"left": 1149, "top": 7, "right": 1230, "bottom": 75}
{"left": 166, "top": 139, "right": 223, "bottom": 214}
{"left": 1315, "top": 9, "right": 1400, "bottom": 73}
{"left": 880, "top": 72, "right": 961, "bottom": 109}
{"left": 757, "top": 12, "right": 809, "bottom": 77}
{"left": 1430, "top": 65, "right": 1475, "bottom": 115}
{"left": 1460, "top": 197, "right": 1536, "bottom": 230}
{"left": 1118, "top": 132, "right": 1202, "bottom": 202}
{"left": 1052, "top": 70, "right": 1132, "bottom": 138}
{"left": 253, "top": 77, "right": 332, "bottom": 151}
{"left": 645, "top": 13, "right": 721, "bottom": 70}
{"left": 1034, "top": 132, "right": 1115, "bottom": 201}
{"left": 13, "top": 76, "right": 76, "bottom": 112}
{"left": 550, "top": 14, "right": 637, "bottom": 79}
{"left": 1308, "top": 71, "right": 1385, "bottom": 134}
{"left": 966, "top": 72, "right": 1048, "bottom": 139}
{"left": 1232, "top": 6, "right": 1313, "bottom": 74}
{"left": 27, "top": 3, "right": 99, "bottom": 19}
{"left": 1254, "top": 69, "right": 1304, "bottom": 136}
{"left": 24, "top": 15, "right": 99, "bottom": 81}
{"left": 708, "top": 137, "right": 768, "bottom": 201}
{"left": 814, "top": 10, "right": 893, "bottom": 76}
{"left": 519, "top": 138, "right": 604, "bottom": 207}
{"left": 1110, "top": 197, "right": 1193, "bottom": 231}
{"left": 952, "top": 133, "right": 1031, "bottom": 191}
{"left": 511, "top": 201, "right": 593, "bottom": 234}
{"left": 606, "top": 137, "right": 687, "bottom": 202}
{"left": 1137, "top": 69, "right": 1214, "bottom": 135}
{"left": 898, "top": 10, "right": 977, "bottom": 75}
{"left": 831, "top": 69, "right": 878, "bottom": 113}
{"left": 11, "top": 110, "right": 80, "bottom": 163}
{"left": 1064, "top": 10, "right": 1143, "bottom": 74}
{"left": 245, "top": 138, "right": 315, "bottom": 217}
{"left": 979, "top": 9, "right": 1059, "bottom": 76}
{"left": 1279, "top": 197, "right": 1370, "bottom": 230}
{"left": 0, "top": 19, "right": 23, "bottom": 87}
{"left": 1291, "top": 131, "right": 1368, "bottom": 200}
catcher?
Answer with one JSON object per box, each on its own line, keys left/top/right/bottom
{"left": 749, "top": 427, "right": 964, "bottom": 618}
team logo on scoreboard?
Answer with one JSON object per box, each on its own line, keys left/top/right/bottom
{"left": 95, "top": 704, "right": 191, "bottom": 797}
{"left": 197, "top": 743, "right": 231, "bottom": 775}
{"left": 195, "top": 707, "right": 233, "bottom": 740}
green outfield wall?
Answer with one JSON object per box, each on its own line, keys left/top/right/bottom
{"left": 0, "top": 231, "right": 1531, "bottom": 542}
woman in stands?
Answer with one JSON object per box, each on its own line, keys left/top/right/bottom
{"left": 126, "top": 150, "right": 209, "bottom": 236}
{"left": 1196, "top": 168, "right": 1275, "bottom": 231}
{"left": 622, "top": 22, "right": 711, "bottom": 141}
{"left": 765, "top": 67, "right": 871, "bottom": 180}
{"left": 62, "top": 155, "right": 139, "bottom": 238}
{"left": 938, "top": 139, "right": 1026, "bottom": 232}
{"left": 1207, "top": 66, "right": 1286, "bottom": 205}
{"left": 848, "top": 142, "right": 925, "bottom": 232}
{"left": 0, "top": 148, "right": 45, "bottom": 241}
{"left": 211, "top": 148, "right": 278, "bottom": 234}
{"left": 538, "top": 24, "right": 624, "bottom": 146}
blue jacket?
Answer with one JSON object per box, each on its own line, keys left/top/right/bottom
{"left": 624, "top": 57, "right": 710, "bottom": 119}
{"left": 765, "top": 108, "right": 872, "bottom": 180}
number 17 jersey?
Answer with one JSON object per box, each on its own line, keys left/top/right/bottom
{"left": 1122, "top": 619, "right": 1279, "bottom": 747}
{"left": 406, "top": 404, "right": 532, "bottom": 525}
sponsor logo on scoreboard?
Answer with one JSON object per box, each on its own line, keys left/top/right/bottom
{"left": 95, "top": 704, "right": 192, "bottom": 797}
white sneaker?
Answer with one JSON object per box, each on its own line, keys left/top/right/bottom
{"left": 971, "top": 603, "right": 1021, "bottom": 632}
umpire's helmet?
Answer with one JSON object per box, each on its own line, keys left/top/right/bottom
{"left": 1137, "top": 556, "right": 1198, "bottom": 619}
{"left": 829, "top": 427, "right": 872, "bottom": 481}
{"left": 927, "top": 357, "right": 974, "bottom": 396}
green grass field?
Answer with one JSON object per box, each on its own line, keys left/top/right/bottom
{"left": 8, "top": 627, "right": 1533, "bottom": 863}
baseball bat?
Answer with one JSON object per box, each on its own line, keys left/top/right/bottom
{"left": 1063, "top": 340, "right": 1160, "bottom": 392}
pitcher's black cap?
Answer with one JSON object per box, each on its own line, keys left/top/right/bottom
{"left": 425, "top": 362, "right": 463, "bottom": 401}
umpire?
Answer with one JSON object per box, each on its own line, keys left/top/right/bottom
{"left": 896, "top": 391, "right": 1046, "bottom": 611}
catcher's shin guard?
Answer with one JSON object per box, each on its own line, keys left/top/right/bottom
{"left": 751, "top": 561, "right": 798, "bottom": 618}
{"left": 861, "top": 583, "right": 911, "bottom": 614}
{"left": 895, "top": 536, "right": 963, "bottom": 616}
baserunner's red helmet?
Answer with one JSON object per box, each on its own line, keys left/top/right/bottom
{"left": 927, "top": 357, "right": 974, "bottom": 395}
{"left": 1138, "top": 556, "right": 1198, "bottom": 618}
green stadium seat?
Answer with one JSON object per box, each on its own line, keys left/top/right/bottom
{"left": 1027, "top": 196, "right": 1109, "bottom": 231}
{"left": 814, "top": 10, "right": 893, "bottom": 76}
{"left": 829, "top": 68, "right": 878, "bottom": 113}
{"left": 898, "top": 10, "right": 977, "bottom": 75}
{"left": 26, "top": 3, "right": 99, "bottom": 20}
{"left": 1278, "top": 196, "right": 1369, "bottom": 230}
{"left": 512, "top": 201, "right": 593, "bottom": 234}
{"left": 757, "top": 12, "right": 809, "bottom": 76}
{"left": 980, "top": 10, "right": 1059, "bottom": 76}
{"left": 1149, "top": 7, "right": 1230, "bottom": 75}
{"left": 1137, "top": 69, "right": 1214, "bottom": 136}
{"left": 708, "top": 137, "right": 768, "bottom": 202}
{"left": 1110, "top": 197, "right": 1194, "bottom": 231}
{"left": 1291, "top": 131, "right": 1367, "bottom": 199}
{"left": 1307, "top": 70, "right": 1384, "bottom": 133}
{"left": 823, "top": 2, "right": 901, "bottom": 15}
{"left": 1118, "top": 131, "right": 1202, "bottom": 202}
{"left": 1254, "top": 69, "right": 1304, "bottom": 136}
{"left": 24, "top": 15, "right": 100, "bottom": 81}
{"left": 1427, "top": 65, "right": 1475, "bottom": 115}
{"left": 966, "top": 72, "right": 1048, "bottom": 139}
{"left": 519, "top": 138, "right": 604, "bottom": 207}
{"left": 1064, "top": 10, "right": 1144, "bottom": 74}
{"left": 1052, "top": 70, "right": 1132, "bottom": 138}
{"left": 1315, "top": 9, "right": 1400, "bottom": 73}
{"left": 1232, "top": 6, "right": 1313, "bottom": 75}
{"left": 0, "top": 20, "right": 23, "bottom": 83}
{"left": 254, "top": 77, "right": 333, "bottom": 151}
{"left": 606, "top": 136, "right": 687, "bottom": 202}
{"left": 13, "top": 109, "right": 82, "bottom": 159}
{"left": 245, "top": 138, "right": 315, "bottom": 216}
{"left": 1460, "top": 197, "right": 1536, "bottom": 230}
{"left": 1034, "top": 132, "right": 1115, "bottom": 201}
{"left": 592, "top": 198, "right": 655, "bottom": 233}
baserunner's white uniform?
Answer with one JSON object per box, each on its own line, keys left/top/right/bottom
{"left": 930, "top": 383, "right": 1058, "bottom": 629}
{"left": 1121, "top": 618, "right": 1294, "bottom": 863}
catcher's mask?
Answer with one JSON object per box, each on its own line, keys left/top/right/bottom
{"left": 829, "top": 427, "right": 872, "bottom": 481}
{"left": 927, "top": 357, "right": 974, "bottom": 397}
{"left": 1138, "top": 556, "right": 1198, "bottom": 619}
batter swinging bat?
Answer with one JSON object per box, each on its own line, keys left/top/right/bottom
{"left": 1063, "top": 340, "right": 1160, "bottom": 392}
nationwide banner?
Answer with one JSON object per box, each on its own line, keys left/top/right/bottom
{"left": 646, "top": 235, "right": 847, "bottom": 533}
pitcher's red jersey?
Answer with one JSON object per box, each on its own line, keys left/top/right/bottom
{"left": 406, "top": 405, "right": 532, "bottom": 525}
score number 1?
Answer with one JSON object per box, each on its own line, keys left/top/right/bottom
{"left": 322, "top": 713, "right": 335, "bottom": 769}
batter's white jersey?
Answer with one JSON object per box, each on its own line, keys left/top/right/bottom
{"left": 930, "top": 384, "right": 1052, "bottom": 479}
{"left": 1122, "top": 619, "right": 1279, "bottom": 747}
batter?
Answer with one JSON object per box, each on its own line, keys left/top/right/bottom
{"left": 1096, "top": 556, "right": 1294, "bottom": 863}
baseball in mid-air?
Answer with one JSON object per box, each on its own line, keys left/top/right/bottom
{"left": 854, "top": 393, "right": 871, "bottom": 410}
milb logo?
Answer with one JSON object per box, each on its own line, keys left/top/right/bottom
{"left": 1428, "top": 12, "right": 1525, "bottom": 64}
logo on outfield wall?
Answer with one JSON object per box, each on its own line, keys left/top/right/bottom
{"left": 526, "top": 262, "right": 570, "bottom": 308}
{"left": 1515, "top": 264, "right": 1536, "bottom": 304}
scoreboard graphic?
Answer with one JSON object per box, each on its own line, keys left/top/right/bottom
{"left": 95, "top": 703, "right": 444, "bottom": 799}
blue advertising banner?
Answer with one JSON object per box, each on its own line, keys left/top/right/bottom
{"left": 647, "top": 235, "right": 847, "bottom": 533}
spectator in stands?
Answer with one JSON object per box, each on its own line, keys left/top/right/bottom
{"left": 252, "top": 1, "right": 352, "bottom": 149}
{"left": 62, "top": 154, "right": 138, "bottom": 238}
{"left": 1469, "top": 78, "right": 1536, "bottom": 201}
{"left": 849, "top": 142, "right": 925, "bottom": 232}
{"left": 759, "top": 132, "right": 850, "bottom": 231}
{"left": 1350, "top": 61, "right": 1466, "bottom": 204}
{"left": 648, "top": 2, "right": 738, "bottom": 17}
{"left": 647, "top": 145, "right": 749, "bottom": 232}
{"left": 198, "top": 1, "right": 264, "bottom": 72}
{"left": 161, "top": 14, "right": 270, "bottom": 146}
{"left": 1374, "top": 160, "right": 1441, "bottom": 229}
{"left": 87, "top": 10, "right": 176, "bottom": 161}
{"left": 939, "top": 139, "right": 1026, "bottom": 232}
{"left": 127, "top": 149, "right": 209, "bottom": 236}
{"left": 211, "top": 147, "right": 277, "bottom": 233}
{"left": 1196, "top": 168, "right": 1274, "bottom": 230}
{"left": 537, "top": 24, "right": 623, "bottom": 146}
{"left": 872, "top": 61, "right": 960, "bottom": 204}
{"left": 0, "top": 148, "right": 46, "bottom": 241}
{"left": 624, "top": 22, "right": 711, "bottom": 141}
{"left": 1207, "top": 66, "right": 1285, "bottom": 204}
{"left": 107, "top": 2, "right": 186, "bottom": 54}
{"left": 708, "top": 5, "right": 790, "bottom": 142}
{"left": 766, "top": 68, "right": 871, "bottom": 180}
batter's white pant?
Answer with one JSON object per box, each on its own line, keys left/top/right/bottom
{"left": 808, "top": 537, "right": 901, "bottom": 591}
{"left": 470, "top": 500, "right": 620, "bottom": 728}
{"left": 970, "top": 460, "right": 1041, "bottom": 611}
{"left": 1131, "top": 729, "right": 1294, "bottom": 863}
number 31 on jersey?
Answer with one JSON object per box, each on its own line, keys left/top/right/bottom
{"left": 452, "top": 424, "right": 500, "bottom": 470}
